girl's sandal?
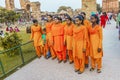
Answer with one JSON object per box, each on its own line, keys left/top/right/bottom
{"left": 75, "top": 69, "right": 79, "bottom": 72}
{"left": 90, "top": 68, "right": 95, "bottom": 71}
{"left": 97, "top": 69, "right": 101, "bottom": 73}
{"left": 78, "top": 71, "right": 83, "bottom": 74}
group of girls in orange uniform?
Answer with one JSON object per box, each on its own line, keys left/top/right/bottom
{"left": 30, "top": 12, "right": 103, "bottom": 74}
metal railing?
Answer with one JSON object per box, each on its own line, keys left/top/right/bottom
{"left": 0, "top": 41, "right": 36, "bottom": 78}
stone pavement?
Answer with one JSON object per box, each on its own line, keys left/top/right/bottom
{"left": 4, "top": 20, "right": 120, "bottom": 80}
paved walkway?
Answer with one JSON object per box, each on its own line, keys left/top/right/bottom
{"left": 5, "top": 20, "right": 120, "bottom": 80}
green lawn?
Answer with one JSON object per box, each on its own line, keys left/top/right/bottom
{"left": 0, "top": 28, "right": 36, "bottom": 77}
{"left": 17, "top": 29, "right": 31, "bottom": 43}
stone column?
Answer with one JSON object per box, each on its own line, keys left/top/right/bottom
{"left": 81, "top": 0, "right": 97, "bottom": 19}
{"left": 5, "top": 0, "right": 15, "bottom": 10}
{"left": 31, "top": 2, "right": 41, "bottom": 20}
{"left": 19, "top": 0, "right": 30, "bottom": 9}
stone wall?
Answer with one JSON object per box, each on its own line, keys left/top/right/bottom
{"left": 5, "top": 0, "right": 41, "bottom": 20}
{"left": 81, "top": 0, "right": 97, "bottom": 18}
{"left": 31, "top": 2, "right": 41, "bottom": 20}
{"left": 6, "top": 0, "right": 15, "bottom": 10}
{"left": 102, "top": 0, "right": 119, "bottom": 13}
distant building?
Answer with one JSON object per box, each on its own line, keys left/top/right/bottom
{"left": 81, "top": 0, "right": 97, "bottom": 19}
{"left": 102, "top": 0, "right": 119, "bottom": 13}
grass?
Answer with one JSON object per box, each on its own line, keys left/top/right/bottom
{"left": 0, "top": 27, "right": 36, "bottom": 78}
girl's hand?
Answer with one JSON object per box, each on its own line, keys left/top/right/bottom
{"left": 98, "top": 48, "right": 101, "bottom": 53}
{"left": 83, "top": 49, "right": 86, "bottom": 53}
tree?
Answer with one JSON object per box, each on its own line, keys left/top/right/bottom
{"left": 0, "top": 32, "right": 22, "bottom": 56}
{"left": 0, "top": 7, "right": 7, "bottom": 23}
{"left": 0, "top": 7, "right": 20, "bottom": 26}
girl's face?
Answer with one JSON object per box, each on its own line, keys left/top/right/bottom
{"left": 75, "top": 18, "right": 82, "bottom": 25}
{"left": 47, "top": 16, "right": 52, "bottom": 21}
{"left": 90, "top": 16, "right": 96, "bottom": 23}
{"left": 34, "top": 22, "right": 38, "bottom": 26}
{"left": 54, "top": 18, "right": 60, "bottom": 24}
{"left": 66, "top": 19, "right": 71, "bottom": 25}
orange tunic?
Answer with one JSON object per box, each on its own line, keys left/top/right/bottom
{"left": 84, "top": 19, "right": 91, "bottom": 56}
{"left": 88, "top": 25, "right": 103, "bottom": 58}
{"left": 64, "top": 23, "right": 74, "bottom": 50}
{"left": 30, "top": 25, "right": 42, "bottom": 47}
{"left": 46, "top": 21, "right": 54, "bottom": 33}
{"left": 45, "top": 21, "right": 56, "bottom": 58}
{"left": 62, "top": 21, "right": 66, "bottom": 26}
{"left": 51, "top": 23, "right": 64, "bottom": 51}
{"left": 73, "top": 25, "right": 87, "bottom": 59}
{"left": 84, "top": 19, "right": 91, "bottom": 29}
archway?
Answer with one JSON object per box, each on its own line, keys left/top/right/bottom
{"left": 26, "top": 4, "right": 30, "bottom": 11}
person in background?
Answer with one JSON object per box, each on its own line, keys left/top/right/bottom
{"left": 6, "top": 26, "right": 10, "bottom": 31}
{"left": 107, "top": 12, "right": 112, "bottom": 24}
{"left": 88, "top": 14, "right": 103, "bottom": 73}
{"left": 116, "top": 10, "right": 120, "bottom": 40}
{"left": 100, "top": 12, "right": 108, "bottom": 28}
{"left": 10, "top": 27, "right": 13, "bottom": 33}
{"left": 14, "top": 26, "right": 20, "bottom": 32}
{"left": 0, "top": 30, "right": 4, "bottom": 38}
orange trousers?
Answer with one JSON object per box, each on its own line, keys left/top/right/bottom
{"left": 49, "top": 46, "right": 56, "bottom": 58}
{"left": 46, "top": 41, "right": 56, "bottom": 58}
{"left": 85, "top": 46, "right": 90, "bottom": 65}
{"left": 56, "top": 51, "right": 66, "bottom": 61}
{"left": 74, "top": 56, "right": 85, "bottom": 72}
{"left": 68, "top": 50, "right": 73, "bottom": 62}
{"left": 56, "top": 50, "right": 66, "bottom": 61}
{"left": 91, "top": 57, "right": 102, "bottom": 69}
{"left": 41, "top": 45, "right": 47, "bottom": 57}
{"left": 35, "top": 46, "right": 41, "bottom": 57}
{"left": 85, "top": 56, "right": 89, "bottom": 65}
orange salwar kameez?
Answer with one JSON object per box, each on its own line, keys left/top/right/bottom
{"left": 46, "top": 22, "right": 56, "bottom": 58}
{"left": 84, "top": 19, "right": 91, "bottom": 66}
{"left": 31, "top": 25, "right": 42, "bottom": 57}
{"left": 88, "top": 25, "right": 103, "bottom": 69}
{"left": 73, "top": 25, "right": 87, "bottom": 72}
{"left": 51, "top": 23, "right": 66, "bottom": 61}
{"left": 64, "top": 23, "right": 74, "bottom": 63}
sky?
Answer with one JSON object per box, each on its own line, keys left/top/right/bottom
{"left": 1, "top": 0, "right": 102, "bottom": 12}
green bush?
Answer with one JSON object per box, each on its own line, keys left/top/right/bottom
{"left": 0, "top": 32, "right": 22, "bottom": 56}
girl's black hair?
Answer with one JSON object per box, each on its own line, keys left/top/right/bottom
{"left": 91, "top": 14, "right": 99, "bottom": 24}
{"left": 47, "top": 15, "right": 53, "bottom": 18}
{"left": 103, "top": 12, "right": 107, "bottom": 16}
{"left": 66, "top": 16, "right": 72, "bottom": 21}
{"left": 54, "top": 16, "right": 62, "bottom": 22}
{"left": 75, "top": 15, "right": 84, "bottom": 25}
{"left": 32, "top": 19, "right": 38, "bottom": 23}
{"left": 78, "top": 14, "right": 85, "bottom": 20}
{"left": 81, "top": 12, "right": 86, "bottom": 16}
